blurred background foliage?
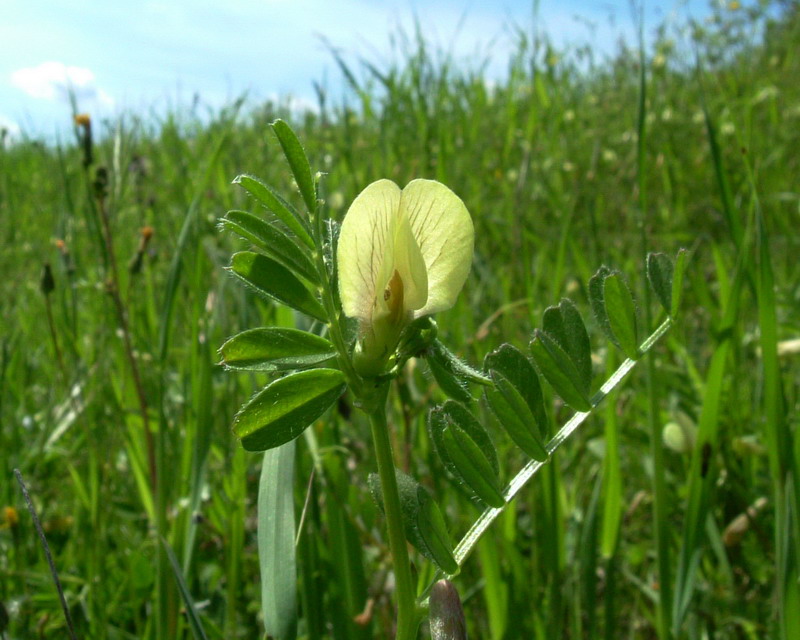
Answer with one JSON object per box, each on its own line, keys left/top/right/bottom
{"left": 1, "top": 0, "right": 799, "bottom": 637}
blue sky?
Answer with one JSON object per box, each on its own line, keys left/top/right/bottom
{"left": 1, "top": 0, "right": 710, "bottom": 140}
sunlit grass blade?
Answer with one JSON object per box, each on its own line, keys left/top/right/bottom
{"left": 258, "top": 441, "right": 298, "bottom": 639}
{"left": 634, "top": 27, "right": 673, "bottom": 640}
{"left": 162, "top": 537, "right": 210, "bottom": 640}
{"left": 672, "top": 102, "right": 748, "bottom": 634}
{"left": 749, "top": 160, "right": 798, "bottom": 639}
{"left": 600, "top": 350, "right": 622, "bottom": 559}
{"left": 157, "top": 122, "right": 232, "bottom": 361}
{"left": 477, "top": 535, "right": 508, "bottom": 638}
{"left": 322, "top": 451, "right": 372, "bottom": 640}
{"left": 672, "top": 338, "right": 731, "bottom": 631}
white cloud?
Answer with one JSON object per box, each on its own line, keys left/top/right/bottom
{"left": 10, "top": 61, "right": 113, "bottom": 106}
{"left": 269, "top": 93, "right": 321, "bottom": 115}
{"left": 97, "top": 88, "right": 115, "bottom": 108}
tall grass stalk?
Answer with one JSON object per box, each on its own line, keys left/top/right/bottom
{"left": 635, "top": 20, "right": 672, "bottom": 640}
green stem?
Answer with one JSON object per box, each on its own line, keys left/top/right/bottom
{"left": 367, "top": 389, "right": 418, "bottom": 640}
{"left": 310, "top": 179, "right": 414, "bottom": 635}
{"left": 417, "top": 318, "right": 673, "bottom": 603}
{"left": 636, "top": 24, "right": 672, "bottom": 639}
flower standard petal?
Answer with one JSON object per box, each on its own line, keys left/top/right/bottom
{"left": 399, "top": 179, "right": 474, "bottom": 317}
{"left": 337, "top": 179, "right": 402, "bottom": 323}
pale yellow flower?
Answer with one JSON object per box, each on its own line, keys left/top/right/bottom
{"left": 337, "top": 179, "right": 473, "bottom": 375}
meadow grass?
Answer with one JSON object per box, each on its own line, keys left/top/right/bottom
{"left": 1, "top": 1, "right": 799, "bottom": 638}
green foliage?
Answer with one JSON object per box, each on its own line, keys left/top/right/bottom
{"left": 369, "top": 470, "right": 458, "bottom": 575}
{"left": 428, "top": 402, "right": 503, "bottom": 507}
{"left": 219, "top": 210, "right": 319, "bottom": 284}
{"left": 485, "top": 366, "right": 551, "bottom": 460}
{"left": 484, "top": 343, "right": 548, "bottom": 433}
{"left": 3, "top": 2, "right": 799, "bottom": 638}
{"left": 270, "top": 119, "right": 318, "bottom": 214}
{"left": 440, "top": 421, "right": 505, "bottom": 508}
{"left": 647, "top": 252, "right": 675, "bottom": 315}
{"left": 233, "top": 174, "right": 314, "bottom": 248}
{"left": 163, "top": 539, "right": 210, "bottom": 640}
{"left": 530, "top": 330, "right": 593, "bottom": 412}
{"left": 426, "top": 341, "right": 481, "bottom": 403}
{"left": 232, "top": 368, "right": 346, "bottom": 451}
{"left": 589, "top": 267, "right": 642, "bottom": 360}
{"left": 542, "top": 299, "right": 592, "bottom": 392}
{"left": 257, "top": 442, "right": 297, "bottom": 639}
{"left": 602, "top": 273, "right": 640, "bottom": 360}
{"left": 218, "top": 327, "right": 336, "bottom": 371}
{"left": 227, "top": 251, "right": 326, "bottom": 321}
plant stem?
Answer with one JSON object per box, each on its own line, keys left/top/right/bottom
{"left": 417, "top": 317, "right": 673, "bottom": 605}
{"left": 43, "top": 291, "right": 66, "bottom": 384}
{"left": 96, "top": 187, "right": 157, "bottom": 494}
{"left": 367, "top": 390, "right": 418, "bottom": 640}
{"left": 635, "top": 20, "right": 672, "bottom": 638}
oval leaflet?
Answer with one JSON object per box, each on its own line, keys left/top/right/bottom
{"left": 233, "top": 368, "right": 346, "bottom": 451}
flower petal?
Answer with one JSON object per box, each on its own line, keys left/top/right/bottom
{"left": 391, "top": 208, "right": 428, "bottom": 312}
{"left": 400, "top": 179, "right": 474, "bottom": 316}
{"left": 337, "top": 179, "right": 401, "bottom": 321}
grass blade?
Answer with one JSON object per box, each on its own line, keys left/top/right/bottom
{"left": 14, "top": 470, "right": 78, "bottom": 640}
{"left": 162, "top": 537, "right": 210, "bottom": 640}
{"left": 258, "top": 441, "right": 298, "bottom": 639}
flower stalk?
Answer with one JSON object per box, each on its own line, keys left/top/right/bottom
{"left": 366, "top": 387, "right": 420, "bottom": 640}
{"left": 333, "top": 177, "right": 474, "bottom": 638}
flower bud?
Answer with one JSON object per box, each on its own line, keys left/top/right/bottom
{"left": 429, "top": 579, "right": 467, "bottom": 640}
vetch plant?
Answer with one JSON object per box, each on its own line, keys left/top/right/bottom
{"left": 219, "top": 120, "right": 685, "bottom": 639}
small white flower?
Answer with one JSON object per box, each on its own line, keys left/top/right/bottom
{"left": 602, "top": 148, "right": 618, "bottom": 163}
{"left": 337, "top": 179, "right": 474, "bottom": 375}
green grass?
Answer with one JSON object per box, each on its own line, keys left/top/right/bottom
{"left": 2, "top": 1, "right": 799, "bottom": 637}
